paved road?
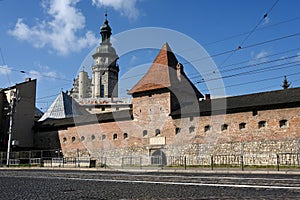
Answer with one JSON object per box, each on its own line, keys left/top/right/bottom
{"left": 0, "top": 169, "right": 300, "bottom": 199}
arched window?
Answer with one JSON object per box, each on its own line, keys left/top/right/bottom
{"left": 71, "top": 136, "right": 76, "bottom": 143}
{"left": 91, "top": 134, "right": 95, "bottom": 140}
{"left": 123, "top": 133, "right": 128, "bottom": 139}
{"left": 143, "top": 130, "right": 148, "bottom": 137}
{"left": 113, "top": 133, "right": 118, "bottom": 140}
{"left": 63, "top": 137, "right": 67, "bottom": 143}
{"left": 101, "top": 134, "right": 106, "bottom": 140}
{"left": 81, "top": 136, "right": 85, "bottom": 141}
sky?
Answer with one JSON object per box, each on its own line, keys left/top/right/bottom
{"left": 0, "top": 0, "right": 300, "bottom": 112}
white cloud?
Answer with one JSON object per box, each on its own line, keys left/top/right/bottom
{"left": 27, "top": 64, "right": 60, "bottom": 81}
{"left": 8, "top": 0, "right": 98, "bottom": 55}
{"left": 255, "top": 50, "right": 269, "bottom": 60}
{"left": 0, "top": 65, "right": 12, "bottom": 75}
{"left": 92, "top": 0, "right": 139, "bottom": 20}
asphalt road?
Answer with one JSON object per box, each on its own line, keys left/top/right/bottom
{"left": 0, "top": 169, "right": 300, "bottom": 199}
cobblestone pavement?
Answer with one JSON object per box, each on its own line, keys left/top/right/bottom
{"left": 0, "top": 169, "right": 300, "bottom": 199}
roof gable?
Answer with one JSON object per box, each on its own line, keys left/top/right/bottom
{"left": 128, "top": 43, "right": 202, "bottom": 98}
{"left": 38, "top": 92, "right": 87, "bottom": 122}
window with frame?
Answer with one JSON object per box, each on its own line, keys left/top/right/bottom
{"left": 239, "top": 123, "right": 246, "bottom": 130}
{"left": 279, "top": 119, "right": 288, "bottom": 128}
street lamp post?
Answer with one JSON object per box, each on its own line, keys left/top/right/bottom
{"left": 6, "top": 91, "right": 17, "bottom": 167}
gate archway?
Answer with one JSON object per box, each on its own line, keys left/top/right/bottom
{"left": 151, "top": 149, "right": 167, "bottom": 166}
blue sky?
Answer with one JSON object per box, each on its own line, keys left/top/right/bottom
{"left": 0, "top": 0, "right": 300, "bottom": 111}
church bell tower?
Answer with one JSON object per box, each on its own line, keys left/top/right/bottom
{"left": 92, "top": 13, "right": 119, "bottom": 98}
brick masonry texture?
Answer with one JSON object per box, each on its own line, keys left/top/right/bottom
{"left": 35, "top": 43, "right": 300, "bottom": 166}
{"left": 53, "top": 98, "right": 300, "bottom": 165}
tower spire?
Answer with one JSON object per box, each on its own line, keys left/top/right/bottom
{"left": 100, "top": 12, "right": 112, "bottom": 43}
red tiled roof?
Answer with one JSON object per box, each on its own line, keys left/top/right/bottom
{"left": 128, "top": 43, "right": 177, "bottom": 94}
{"left": 128, "top": 43, "right": 203, "bottom": 98}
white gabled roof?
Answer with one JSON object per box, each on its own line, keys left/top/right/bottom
{"left": 38, "top": 92, "right": 86, "bottom": 122}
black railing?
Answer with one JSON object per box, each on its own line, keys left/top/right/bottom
{"left": 1, "top": 150, "right": 300, "bottom": 171}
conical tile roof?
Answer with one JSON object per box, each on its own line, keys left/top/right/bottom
{"left": 128, "top": 43, "right": 203, "bottom": 98}
{"left": 38, "top": 92, "right": 87, "bottom": 122}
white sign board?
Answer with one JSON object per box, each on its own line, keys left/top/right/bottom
{"left": 149, "top": 136, "right": 166, "bottom": 145}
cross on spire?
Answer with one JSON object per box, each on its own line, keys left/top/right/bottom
{"left": 105, "top": 10, "right": 108, "bottom": 20}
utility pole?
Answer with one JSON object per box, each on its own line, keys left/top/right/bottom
{"left": 6, "top": 91, "right": 17, "bottom": 167}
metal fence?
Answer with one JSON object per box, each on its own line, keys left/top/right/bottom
{"left": 0, "top": 149, "right": 94, "bottom": 168}
{"left": 117, "top": 153, "right": 300, "bottom": 171}
{"left": 1, "top": 150, "right": 300, "bottom": 171}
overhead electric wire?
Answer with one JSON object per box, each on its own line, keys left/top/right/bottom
{"left": 200, "top": 16, "right": 300, "bottom": 47}
{"left": 0, "top": 47, "right": 11, "bottom": 86}
{"left": 181, "top": 32, "right": 300, "bottom": 65}
{"left": 216, "top": 47, "right": 300, "bottom": 70}
{"left": 189, "top": 54, "right": 300, "bottom": 80}
{"left": 195, "top": 60, "right": 300, "bottom": 84}
{"left": 201, "top": 70, "right": 300, "bottom": 92}
{"left": 36, "top": 93, "right": 60, "bottom": 100}
{"left": 119, "top": 32, "right": 300, "bottom": 83}
{"left": 212, "top": 0, "right": 280, "bottom": 68}
{"left": 190, "top": 47, "right": 300, "bottom": 77}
